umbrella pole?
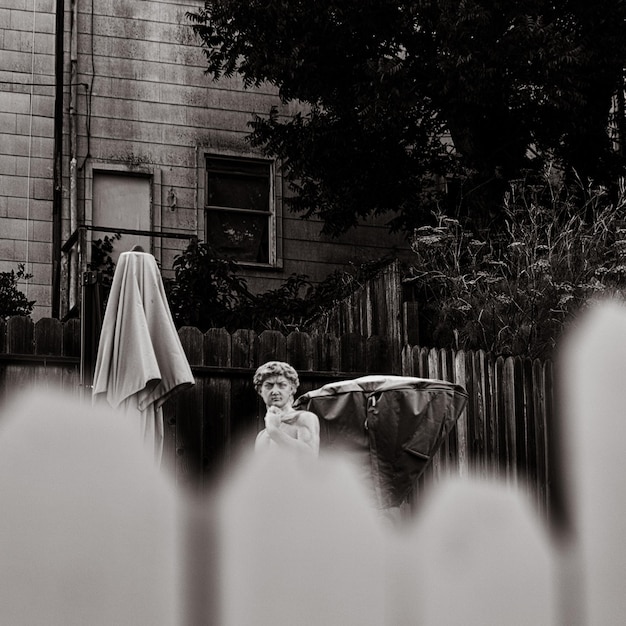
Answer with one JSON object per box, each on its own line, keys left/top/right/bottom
{"left": 80, "top": 271, "right": 102, "bottom": 402}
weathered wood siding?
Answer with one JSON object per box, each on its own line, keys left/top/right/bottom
{"left": 0, "top": 0, "right": 411, "bottom": 321}
{"left": 0, "top": 0, "right": 57, "bottom": 319}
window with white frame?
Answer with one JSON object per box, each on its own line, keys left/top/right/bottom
{"left": 204, "top": 155, "right": 275, "bottom": 265}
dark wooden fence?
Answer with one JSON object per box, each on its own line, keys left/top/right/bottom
{"left": 0, "top": 315, "right": 554, "bottom": 518}
{"left": 402, "top": 344, "right": 554, "bottom": 518}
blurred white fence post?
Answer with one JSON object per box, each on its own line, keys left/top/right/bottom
{"left": 0, "top": 389, "right": 180, "bottom": 626}
{"left": 559, "top": 300, "right": 626, "bottom": 625}
{"left": 4, "top": 299, "right": 626, "bottom": 625}
{"left": 217, "top": 451, "right": 388, "bottom": 626}
{"left": 390, "top": 476, "right": 556, "bottom": 625}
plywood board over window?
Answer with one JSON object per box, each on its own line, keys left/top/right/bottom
{"left": 93, "top": 172, "right": 152, "bottom": 261}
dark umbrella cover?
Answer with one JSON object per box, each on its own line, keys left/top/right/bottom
{"left": 294, "top": 375, "right": 468, "bottom": 508}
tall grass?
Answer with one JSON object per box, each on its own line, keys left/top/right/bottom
{"left": 408, "top": 169, "right": 626, "bottom": 359}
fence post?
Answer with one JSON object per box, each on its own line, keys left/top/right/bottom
{"left": 366, "top": 335, "right": 392, "bottom": 374}
{"left": 558, "top": 301, "right": 626, "bottom": 625}
{"left": 532, "top": 359, "right": 549, "bottom": 516}
{"left": 63, "top": 318, "right": 81, "bottom": 358}
{"left": 0, "top": 390, "right": 180, "bottom": 625}
{"left": 7, "top": 316, "right": 34, "bottom": 354}
{"left": 340, "top": 333, "right": 366, "bottom": 372}
{"left": 287, "top": 331, "right": 314, "bottom": 372}
{"left": 34, "top": 318, "right": 63, "bottom": 356}
{"left": 203, "top": 328, "right": 232, "bottom": 477}
{"left": 33, "top": 318, "right": 66, "bottom": 392}
{"left": 312, "top": 333, "right": 340, "bottom": 373}
{"left": 401, "top": 343, "right": 414, "bottom": 376}
{"left": 256, "top": 330, "right": 287, "bottom": 365}
{"left": 454, "top": 350, "right": 470, "bottom": 477}
{"left": 503, "top": 356, "right": 519, "bottom": 487}
{"left": 173, "top": 326, "right": 204, "bottom": 490}
{"left": 230, "top": 329, "right": 259, "bottom": 453}
{"left": 397, "top": 476, "right": 555, "bottom": 625}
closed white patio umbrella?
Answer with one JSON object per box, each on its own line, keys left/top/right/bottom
{"left": 92, "top": 249, "right": 195, "bottom": 465}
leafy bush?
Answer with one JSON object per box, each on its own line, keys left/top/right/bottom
{"left": 166, "top": 239, "right": 249, "bottom": 329}
{"left": 88, "top": 233, "right": 122, "bottom": 286}
{"left": 408, "top": 167, "right": 626, "bottom": 359}
{"left": 166, "top": 238, "right": 392, "bottom": 333}
{"left": 0, "top": 264, "right": 35, "bottom": 319}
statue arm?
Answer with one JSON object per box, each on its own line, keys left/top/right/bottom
{"left": 265, "top": 411, "right": 320, "bottom": 457}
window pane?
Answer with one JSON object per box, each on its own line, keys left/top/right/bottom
{"left": 208, "top": 172, "right": 269, "bottom": 211}
{"left": 206, "top": 157, "right": 268, "bottom": 177}
{"left": 206, "top": 210, "right": 269, "bottom": 264}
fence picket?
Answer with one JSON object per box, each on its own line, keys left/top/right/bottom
{"left": 173, "top": 327, "right": 204, "bottom": 490}
{"left": 495, "top": 356, "right": 507, "bottom": 475}
{"left": 7, "top": 316, "right": 34, "bottom": 354}
{"left": 34, "top": 318, "right": 71, "bottom": 392}
{"left": 532, "top": 359, "right": 548, "bottom": 514}
{"left": 257, "top": 330, "right": 287, "bottom": 366}
{"left": 287, "top": 332, "right": 314, "bottom": 376}
{"left": 442, "top": 348, "right": 459, "bottom": 471}
{"left": 471, "top": 350, "right": 489, "bottom": 477}
{"left": 427, "top": 347, "right": 440, "bottom": 379}
{"left": 401, "top": 343, "right": 413, "bottom": 376}
{"left": 203, "top": 328, "right": 232, "bottom": 480}
{"left": 503, "top": 357, "right": 518, "bottom": 486}
{"left": 513, "top": 357, "right": 529, "bottom": 489}
{"left": 523, "top": 359, "right": 538, "bottom": 498}
{"left": 484, "top": 351, "right": 499, "bottom": 470}
{"left": 230, "top": 329, "right": 259, "bottom": 454}
{"left": 60, "top": 319, "right": 81, "bottom": 391}
{"left": 432, "top": 349, "right": 448, "bottom": 471}
{"left": 4, "top": 317, "right": 36, "bottom": 401}
{"left": 312, "top": 333, "right": 340, "bottom": 373}
{"left": 454, "top": 350, "right": 470, "bottom": 477}
{"left": 62, "top": 318, "right": 80, "bottom": 357}
{"left": 340, "top": 333, "right": 365, "bottom": 372}
{"left": 35, "top": 318, "right": 62, "bottom": 356}
{"left": 366, "top": 335, "right": 391, "bottom": 374}
{"left": 414, "top": 346, "right": 428, "bottom": 378}
{"left": 231, "top": 329, "right": 257, "bottom": 369}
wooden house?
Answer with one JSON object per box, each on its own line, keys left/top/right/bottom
{"left": 0, "top": 0, "right": 410, "bottom": 321}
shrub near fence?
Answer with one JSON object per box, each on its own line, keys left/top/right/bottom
{"left": 0, "top": 316, "right": 554, "bottom": 518}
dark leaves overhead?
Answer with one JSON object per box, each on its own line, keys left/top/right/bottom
{"left": 188, "top": 0, "right": 626, "bottom": 235}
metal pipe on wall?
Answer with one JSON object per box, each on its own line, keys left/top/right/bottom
{"left": 52, "top": 0, "right": 66, "bottom": 317}
{"left": 68, "top": 0, "right": 79, "bottom": 312}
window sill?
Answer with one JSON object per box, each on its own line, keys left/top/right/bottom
{"left": 234, "top": 260, "right": 284, "bottom": 271}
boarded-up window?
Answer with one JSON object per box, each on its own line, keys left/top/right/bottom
{"left": 92, "top": 172, "right": 152, "bottom": 262}
{"left": 205, "top": 156, "right": 273, "bottom": 264}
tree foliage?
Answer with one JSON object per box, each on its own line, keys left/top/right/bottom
{"left": 188, "top": 0, "right": 626, "bottom": 234}
{"left": 0, "top": 264, "right": 35, "bottom": 319}
{"left": 166, "top": 239, "right": 250, "bottom": 329}
{"left": 89, "top": 233, "right": 122, "bottom": 286}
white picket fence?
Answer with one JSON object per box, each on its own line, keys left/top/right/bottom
{"left": 0, "top": 300, "right": 624, "bottom": 625}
